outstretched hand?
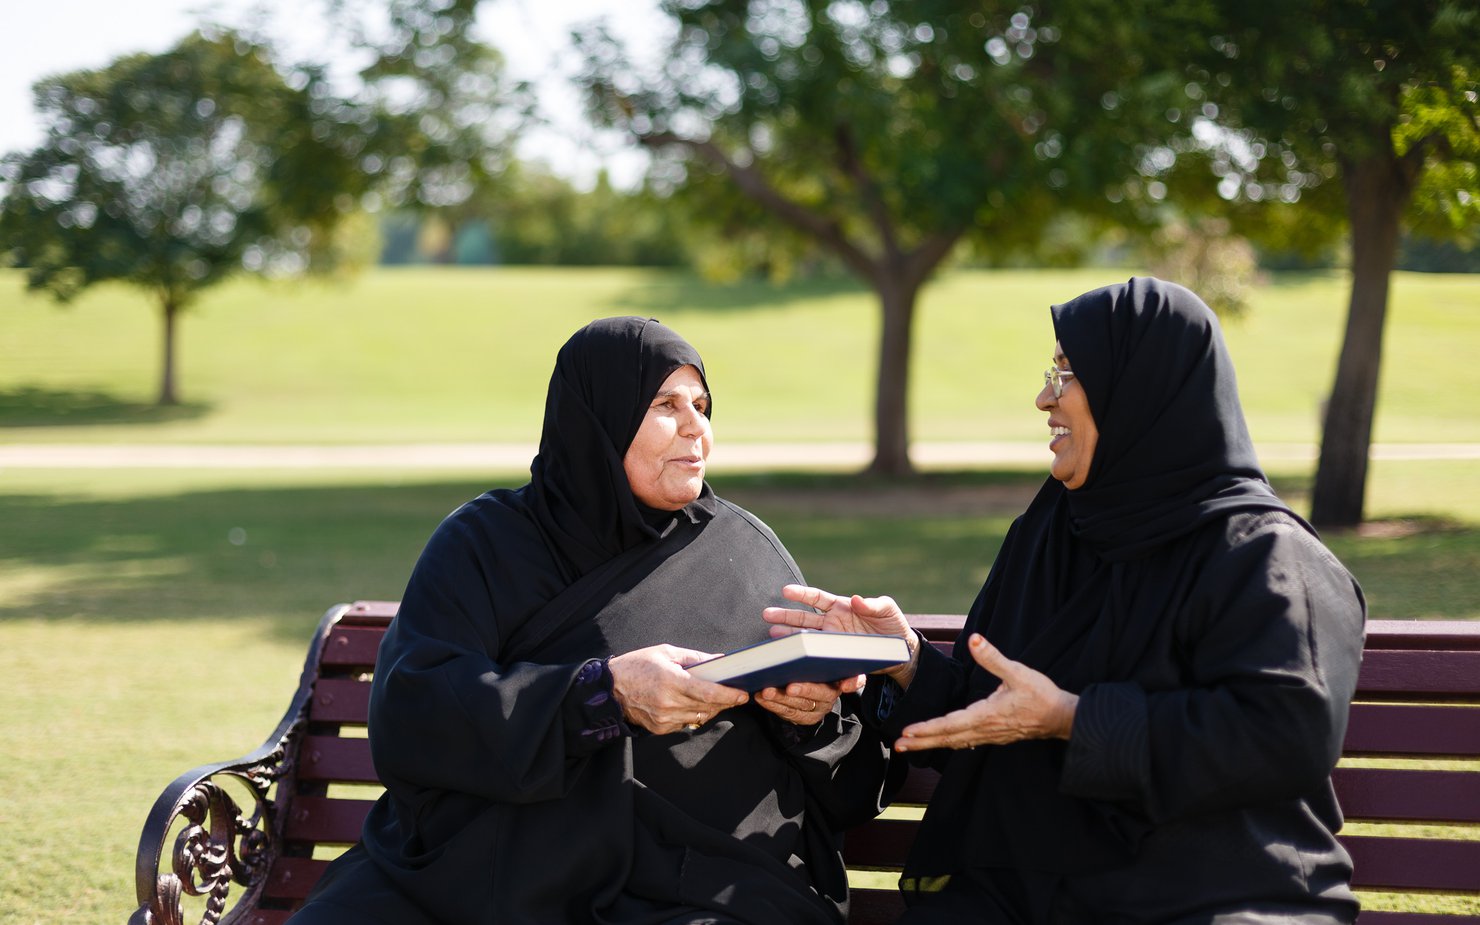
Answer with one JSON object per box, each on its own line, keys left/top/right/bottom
{"left": 609, "top": 644, "right": 750, "bottom": 736}
{"left": 761, "top": 584, "right": 920, "bottom": 685}
{"left": 895, "top": 634, "right": 1078, "bottom": 752}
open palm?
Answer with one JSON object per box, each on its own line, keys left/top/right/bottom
{"left": 761, "top": 584, "right": 914, "bottom": 641}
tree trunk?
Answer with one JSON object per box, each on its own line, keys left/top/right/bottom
{"left": 158, "top": 295, "right": 180, "bottom": 406}
{"left": 866, "top": 276, "right": 919, "bottom": 476}
{"left": 1309, "top": 152, "right": 1413, "bottom": 528}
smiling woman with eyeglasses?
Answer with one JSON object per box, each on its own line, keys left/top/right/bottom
{"left": 765, "top": 277, "right": 1367, "bottom": 924}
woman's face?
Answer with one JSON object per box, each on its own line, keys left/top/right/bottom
{"left": 624, "top": 364, "right": 713, "bottom": 510}
{"left": 1036, "top": 340, "right": 1098, "bottom": 490}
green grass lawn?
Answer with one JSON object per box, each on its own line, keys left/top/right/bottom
{"left": 4, "top": 266, "right": 1478, "bottom": 445}
{"left": 3, "top": 266, "right": 1478, "bottom": 922}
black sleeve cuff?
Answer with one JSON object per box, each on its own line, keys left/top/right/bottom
{"left": 563, "top": 658, "right": 632, "bottom": 756}
{"left": 861, "top": 633, "right": 959, "bottom": 740}
{"left": 1060, "top": 681, "right": 1150, "bottom": 803}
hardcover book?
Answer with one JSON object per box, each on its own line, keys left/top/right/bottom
{"left": 687, "top": 631, "right": 911, "bottom": 692}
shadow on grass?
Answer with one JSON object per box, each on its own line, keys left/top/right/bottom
{"left": 2, "top": 469, "right": 1475, "bottom": 646}
{"left": 609, "top": 273, "right": 870, "bottom": 314}
{"left": 0, "top": 386, "right": 211, "bottom": 427}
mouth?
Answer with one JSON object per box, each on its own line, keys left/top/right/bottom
{"left": 668, "top": 455, "right": 704, "bottom": 468}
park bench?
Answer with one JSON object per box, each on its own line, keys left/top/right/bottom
{"left": 130, "top": 602, "right": 1480, "bottom": 925}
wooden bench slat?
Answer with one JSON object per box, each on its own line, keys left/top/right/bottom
{"left": 904, "top": 614, "right": 965, "bottom": 643}
{"left": 1365, "top": 620, "right": 1480, "bottom": 651}
{"left": 297, "top": 734, "right": 378, "bottom": 783}
{"left": 320, "top": 625, "right": 388, "bottom": 667}
{"left": 889, "top": 767, "right": 942, "bottom": 806}
{"left": 308, "top": 678, "right": 372, "bottom": 724}
{"left": 1341, "top": 835, "right": 1480, "bottom": 892}
{"left": 282, "top": 795, "right": 375, "bottom": 845}
{"left": 1356, "top": 649, "right": 1480, "bottom": 696}
{"left": 1333, "top": 767, "right": 1480, "bottom": 823}
{"left": 261, "top": 857, "right": 331, "bottom": 901}
{"left": 845, "top": 888, "right": 904, "bottom": 925}
{"left": 1343, "top": 703, "right": 1480, "bottom": 757}
{"left": 340, "top": 600, "right": 399, "bottom": 621}
{"left": 843, "top": 818, "right": 918, "bottom": 869}
{"left": 237, "top": 911, "right": 294, "bottom": 925}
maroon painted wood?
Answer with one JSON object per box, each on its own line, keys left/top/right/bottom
{"left": 888, "top": 766, "right": 943, "bottom": 806}
{"left": 1343, "top": 703, "right": 1480, "bottom": 757}
{"left": 295, "top": 735, "right": 376, "bottom": 783}
{"left": 261, "top": 857, "right": 330, "bottom": 901}
{"left": 845, "top": 888, "right": 905, "bottom": 925}
{"left": 1342, "top": 835, "right": 1480, "bottom": 891}
{"left": 306, "top": 677, "right": 372, "bottom": 724}
{"left": 842, "top": 817, "right": 919, "bottom": 869}
{"left": 1356, "top": 649, "right": 1480, "bottom": 697}
{"left": 282, "top": 795, "right": 376, "bottom": 845}
{"left": 319, "top": 625, "right": 387, "bottom": 667}
{"left": 1332, "top": 767, "right": 1480, "bottom": 824}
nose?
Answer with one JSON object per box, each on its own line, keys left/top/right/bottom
{"left": 1035, "top": 380, "right": 1056, "bottom": 412}
{"left": 678, "top": 402, "right": 709, "bottom": 438}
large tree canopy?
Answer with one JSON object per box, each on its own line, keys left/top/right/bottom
{"left": 0, "top": 32, "right": 375, "bottom": 404}
{"left": 1153, "top": 0, "right": 1480, "bottom": 526}
{"left": 577, "top": 0, "right": 1187, "bottom": 474}
{"left": 0, "top": 16, "right": 519, "bottom": 406}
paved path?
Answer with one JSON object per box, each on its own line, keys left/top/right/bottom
{"left": 3, "top": 442, "right": 1479, "bottom": 470}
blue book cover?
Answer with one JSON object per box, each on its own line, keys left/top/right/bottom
{"left": 687, "top": 631, "right": 910, "bottom": 692}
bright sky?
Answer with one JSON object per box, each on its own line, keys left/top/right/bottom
{"left": 0, "top": 0, "right": 669, "bottom": 189}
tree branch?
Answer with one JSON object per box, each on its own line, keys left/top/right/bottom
{"left": 639, "top": 131, "right": 879, "bottom": 281}
{"left": 905, "top": 229, "right": 968, "bottom": 290}
{"left": 832, "top": 122, "right": 902, "bottom": 261}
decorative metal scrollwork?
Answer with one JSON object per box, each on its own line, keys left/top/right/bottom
{"left": 145, "top": 772, "right": 275, "bottom": 925}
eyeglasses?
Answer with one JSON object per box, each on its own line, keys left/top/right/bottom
{"left": 1043, "top": 366, "right": 1076, "bottom": 399}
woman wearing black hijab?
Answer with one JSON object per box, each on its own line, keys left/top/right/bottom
{"left": 766, "top": 278, "right": 1367, "bottom": 923}
{"left": 291, "top": 317, "right": 891, "bottom": 925}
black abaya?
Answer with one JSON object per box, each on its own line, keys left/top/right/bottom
{"left": 292, "top": 318, "right": 890, "bottom": 925}
{"left": 873, "top": 279, "right": 1366, "bottom": 924}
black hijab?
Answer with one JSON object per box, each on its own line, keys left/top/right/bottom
{"left": 1051, "top": 276, "right": 1296, "bottom": 560}
{"left": 527, "top": 316, "right": 716, "bottom": 580}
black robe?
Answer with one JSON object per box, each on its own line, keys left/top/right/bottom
{"left": 291, "top": 318, "right": 891, "bottom": 924}
{"left": 872, "top": 280, "right": 1367, "bottom": 924}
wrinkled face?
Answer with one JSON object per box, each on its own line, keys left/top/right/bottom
{"left": 1036, "top": 341, "right": 1099, "bottom": 490}
{"left": 623, "top": 365, "right": 713, "bottom": 510}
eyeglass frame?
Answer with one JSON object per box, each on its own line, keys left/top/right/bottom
{"left": 1043, "top": 365, "right": 1077, "bottom": 399}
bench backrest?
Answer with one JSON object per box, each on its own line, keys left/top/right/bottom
{"left": 253, "top": 604, "right": 1480, "bottom": 924}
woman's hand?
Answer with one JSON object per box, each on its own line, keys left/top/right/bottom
{"left": 755, "top": 675, "right": 866, "bottom": 726}
{"left": 762, "top": 584, "right": 920, "bottom": 686}
{"left": 895, "top": 634, "right": 1078, "bottom": 752}
{"left": 609, "top": 645, "right": 750, "bottom": 736}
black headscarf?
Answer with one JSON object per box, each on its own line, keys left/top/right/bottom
{"left": 527, "top": 316, "right": 716, "bottom": 580}
{"left": 1051, "top": 276, "right": 1296, "bottom": 560}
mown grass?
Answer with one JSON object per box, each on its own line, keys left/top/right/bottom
{"left": 3, "top": 265, "right": 1478, "bottom": 923}
{"left": 3, "top": 266, "right": 1479, "bottom": 445}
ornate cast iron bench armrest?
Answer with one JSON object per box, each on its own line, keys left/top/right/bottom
{"left": 128, "top": 604, "right": 355, "bottom": 925}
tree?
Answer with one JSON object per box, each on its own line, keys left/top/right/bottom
{"left": 1159, "top": 0, "right": 1480, "bottom": 526}
{"left": 0, "top": 32, "right": 372, "bottom": 405}
{"left": 576, "top": 0, "right": 1187, "bottom": 474}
